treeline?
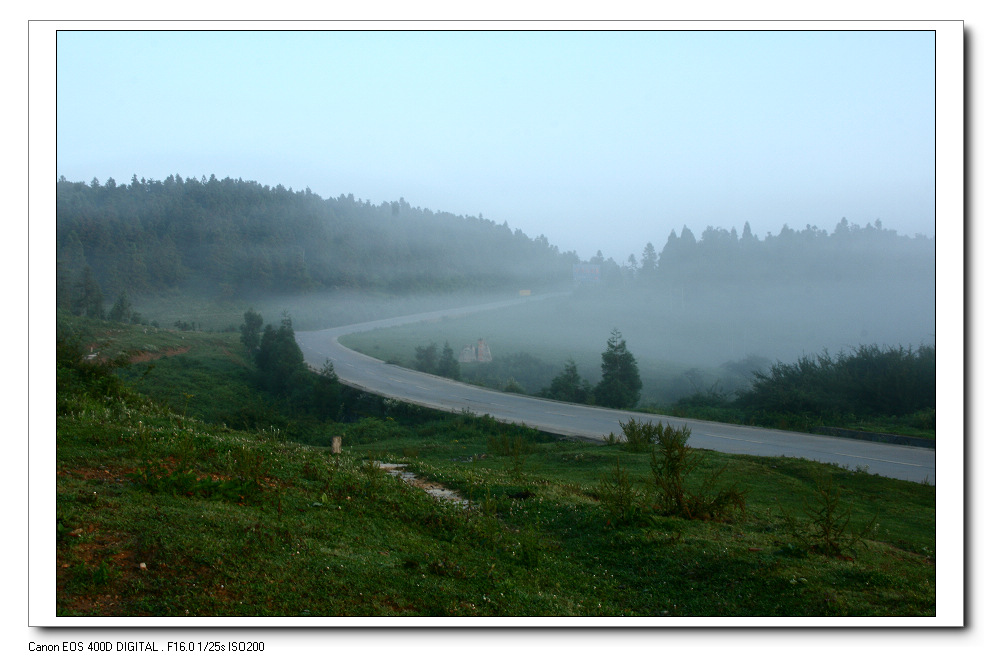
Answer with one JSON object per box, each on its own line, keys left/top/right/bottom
{"left": 739, "top": 344, "right": 936, "bottom": 419}
{"left": 671, "top": 344, "right": 936, "bottom": 436}
{"left": 588, "top": 219, "right": 934, "bottom": 288}
{"left": 56, "top": 175, "right": 577, "bottom": 304}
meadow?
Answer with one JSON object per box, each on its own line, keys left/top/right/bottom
{"left": 55, "top": 318, "right": 936, "bottom": 618}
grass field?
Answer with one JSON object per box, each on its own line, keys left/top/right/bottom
{"left": 54, "top": 318, "right": 936, "bottom": 618}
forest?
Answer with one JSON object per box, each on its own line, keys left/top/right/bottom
{"left": 591, "top": 218, "right": 934, "bottom": 290}
{"left": 57, "top": 175, "right": 935, "bottom": 318}
{"left": 56, "top": 174, "right": 577, "bottom": 306}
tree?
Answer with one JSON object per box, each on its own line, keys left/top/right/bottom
{"left": 107, "top": 291, "right": 133, "bottom": 322}
{"left": 254, "top": 314, "right": 307, "bottom": 396}
{"left": 240, "top": 309, "right": 264, "bottom": 355}
{"left": 311, "top": 360, "right": 341, "bottom": 417}
{"left": 544, "top": 359, "right": 592, "bottom": 404}
{"left": 640, "top": 242, "right": 658, "bottom": 275}
{"left": 436, "top": 342, "right": 461, "bottom": 380}
{"left": 414, "top": 342, "right": 439, "bottom": 373}
{"left": 594, "top": 329, "right": 642, "bottom": 409}
{"left": 741, "top": 221, "right": 755, "bottom": 243}
{"left": 71, "top": 266, "right": 104, "bottom": 318}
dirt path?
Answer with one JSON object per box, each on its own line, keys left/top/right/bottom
{"left": 376, "top": 462, "right": 471, "bottom": 507}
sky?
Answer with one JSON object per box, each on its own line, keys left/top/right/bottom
{"left": 55, "top": 28, "right": 937, "bottom": 262}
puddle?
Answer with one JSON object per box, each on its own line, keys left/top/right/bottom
{"left": 375, "top": 462, "right": 472, "bottom": 508}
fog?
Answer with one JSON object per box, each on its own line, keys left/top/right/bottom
{"left": 314, "top": 253, "right": 935, "bottom": 406}
{"left": 56, "top": 168, "right": 935, "bottom": 409}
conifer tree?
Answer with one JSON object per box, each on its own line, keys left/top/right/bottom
{"left": 594, "top": 329, "right": 642, "bottom": 409}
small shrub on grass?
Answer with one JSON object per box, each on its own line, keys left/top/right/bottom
{"left": 487, "top": 433, "right": 534, "bottom": 477}
{"left": 597, "top": 456, "right": 643, "bottom": 527}
{"left": 130, "top": 463, "right": 263, "bottom": 502}
{"left": 67, "top": 559, "right": 114, "bottom": 592}
{"left": 617, "top": 419, "right": 657, "bottom": 452}
{"left": 344, "top": 417, "right": 409, "bottom": 444}
{"left": 782, "top": 472, "right": 878, "bottom": 558}
{"left": 615, "top": 419, "right": 747, "bottom": 522}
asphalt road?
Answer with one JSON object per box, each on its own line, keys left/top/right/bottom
{"left": 296, "top": 296, "right": 936, "bottom": 484}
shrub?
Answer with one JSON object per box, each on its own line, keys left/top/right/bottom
{"left": 597, "top": 456, "right": 643, "bottom": 527}
{"left": 782, "top": 472, "right": 878, "bottom": 558}
{"left": 736, "top": 344, "right": 935, "bottom": 419}
{"left": 615, "top": 419, "right": 747, "bottom": 521}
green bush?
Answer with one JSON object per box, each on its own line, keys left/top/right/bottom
{"left": 782, "top": 472, "right": 878, "bottom": 558}
{"left": 597, "top": 456, "right": 643, "bottom": 527}
{"left": 616, "top": 419, "right": 746, "bottom": 521}
{"left": 737, "top": 344, "right": 935, "bottom": 419}
{"left": 344, "top": 417, "right": 409, "bottom": 445}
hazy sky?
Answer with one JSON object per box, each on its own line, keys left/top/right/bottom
{"left": 55, "top": 29, "right": 936, "bottom": 262}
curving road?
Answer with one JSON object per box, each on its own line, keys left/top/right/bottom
{"left": 296, "top": 295, "right": 936, "bottom": 484}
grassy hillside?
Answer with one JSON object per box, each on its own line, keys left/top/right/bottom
{"left": 55, "top": 318, "right": 936, "bottom": 617}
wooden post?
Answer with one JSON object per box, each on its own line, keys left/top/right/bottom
{"left": 332, "top": 436, "right": 342, "bottom": 454}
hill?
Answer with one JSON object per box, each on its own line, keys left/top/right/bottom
{"left": 56, "top": 174, "right": 577, "bottom": 306}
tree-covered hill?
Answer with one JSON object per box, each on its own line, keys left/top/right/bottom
{"left": 56, "top": 174, "right": 579, "bottom": 305}
{"left": 593, "top": 219, "right": 935, "bottom": 289}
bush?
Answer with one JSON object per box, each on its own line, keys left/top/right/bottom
{"left": 781, "top": 472, "right": 878, "bottom": 558}
{"left": 616, "top": 419, "right": 746, "bottom": 521}
{"left": 736, "top": 344, "right": 935, "bottom": 419}
{"left": 597, "top": 456, "right": 643, "bottom": 527}
{"left": 343, "top": 417, "right": 409, "bottom": 445}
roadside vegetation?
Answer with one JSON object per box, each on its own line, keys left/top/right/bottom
{"left": 657, "top": 345, "right": 935, "bottom": 442}
{"left": 56, "top": 315, "right": 935, "bottom": 617}
{"left": 346, "top": 322, "right": 935, "bottom": 442}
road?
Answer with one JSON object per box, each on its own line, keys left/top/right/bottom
{"left": 295, "top": 295, "right": 936, "bottom": 484}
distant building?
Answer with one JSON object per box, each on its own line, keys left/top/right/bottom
{"left": 458, "top": 339, "right": 492, "bottom": 363}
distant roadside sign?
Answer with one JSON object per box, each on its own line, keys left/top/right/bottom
{"left": 573, "top": 263, "right": 601, "bottom": 283}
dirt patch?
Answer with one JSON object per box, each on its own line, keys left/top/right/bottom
{"left": 376, "top": 462, "right": 471, "bottom": 507}
{"left": 128, "top": 346, "right": 192, "bottom": 363}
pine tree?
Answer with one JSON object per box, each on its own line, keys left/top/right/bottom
{"left": 437, "top": 342, "right": 461, "bottom": 380}
{"left": 594, "top": 329, "right": 642, "bottom": 409}
{"left": 414, "top": 342, "right": 439, "bottom": 373}
{"left": 108, "top": 291, "right": 133, "bottom": 322}
{"left": 545, "top": 359, "right": 592, "bottom": 404}
{"left": 254, "top": 314, "right": 306, "bottom": 396}
{"left": 240, "top": 309, "right": 264, "bottom": 355}
{"left": 71, "top": 266, "right": 105, "bottom": 318}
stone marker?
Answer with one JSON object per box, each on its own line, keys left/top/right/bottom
{"left": 332, "top": 436, "right": 342, "bottom": 454}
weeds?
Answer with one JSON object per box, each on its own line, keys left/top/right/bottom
{"left": 487, "top": 433, "right": 533, "bottom": 477}
{"left": 619, "top": 419, "right": 747, "bottom": 522}
{"left": 130, "top": 462, "right": 262, "bottom": 502}
{"left": 597, "top": 456, "right": 642, "bottom": 527}
{"left": 782, "top": 472, "right": 879, "bottom": 558}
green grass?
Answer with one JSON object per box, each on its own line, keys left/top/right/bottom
{"left": 56, "top": 320, "right": 936, "bottom": 617}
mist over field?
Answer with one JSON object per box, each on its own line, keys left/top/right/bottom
{"left": 338, "top": 266, "right": 935, "bottom": 405}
